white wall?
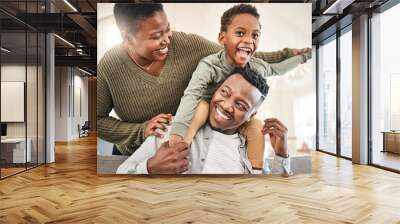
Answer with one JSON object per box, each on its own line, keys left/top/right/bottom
{"left": 1, "top": 65, "right": 26, "bottom": 82}
{"left": 1, "top": 65, "right": 26, "bottom": 139}
{"left": 55, "top": 67, "right": 68, "bottom": 141}
{"left": 97, "top": 3, "right": 314, "bottom": 152}
{"left": 98, "top": 3, "right": 311, "bottom": 61}
{"left": 1, "top": 65, "right": 36, "bottom": 137}
{"left": 54, "top": 67, "right": 89, "bottom": 141}
{"left": 72, "top": 73, "right": 89, "bottom": 138}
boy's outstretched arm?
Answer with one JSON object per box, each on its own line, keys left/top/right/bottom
{"left": 254, "top": 47, "right": 311, "bottom": 64}
{"left": 267, "top": 50, "right": 312, "bottom": 76}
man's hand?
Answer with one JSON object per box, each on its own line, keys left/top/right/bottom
{"left": 144, "top": 113, "right": 172, "bottom": 138}
{"left": 262, "top": 118, "right": 288, "bottom": 158}
{"left": 147, "top": 141, "right": 190, "bottom": 174}
{"left": 169, "top": 134, "right": 184, "bottom": 146}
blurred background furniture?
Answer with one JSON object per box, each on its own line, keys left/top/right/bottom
{"left": 78, "top": 121, "right": 90, "bottom": 138}
{"left": 381, "top": 131, "right": 400, "bottom": 154}
{"left": 1, "top": 138, "right": 32, "bottom": 166}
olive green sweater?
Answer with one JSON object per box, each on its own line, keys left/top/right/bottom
{"left": 97, "top": 31, "right": 298, "bottom": 155}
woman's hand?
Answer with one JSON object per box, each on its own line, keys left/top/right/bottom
{"left": 144, "top": 113, "right": 172, "bottom": 138}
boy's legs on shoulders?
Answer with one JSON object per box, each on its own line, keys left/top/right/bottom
{"left": 239, "top": 118, "right": 265, "bottom": 169}
{"left": 184, "top": 100, "right": 209, "bottom": 144}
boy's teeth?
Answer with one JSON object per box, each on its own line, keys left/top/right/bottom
{"left": 238, "top": 48, "right": 251, "bottom": 53}
{"left": 237, "top": 48, "right": 250, "bottom": 56}
{"left": 238, "top": 49, "right": 249, "bottom": 57}
{"left": 159, "top": 47, "right": 168, "bottom": 54}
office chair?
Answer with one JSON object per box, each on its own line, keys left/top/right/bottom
{"left": 79, "top": 121, "right": 90, "bottom": 138}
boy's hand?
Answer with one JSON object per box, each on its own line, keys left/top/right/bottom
{"left": 144, "top": 113, "right": 172, "bottom": 138}
{"left": 292, "top": 47, "right": 312, "bottom": 63}
{"left": 262, "top": 118, "right": 289, "bottom": 158}
{"left": 292, "top": 47, "right": 311, "bottom": 55}
{"left": 169, "top": 134, "right": 184, "bottom": 146}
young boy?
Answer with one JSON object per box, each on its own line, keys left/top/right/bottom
{"left": 169, "top": 4, "right": 311, "bottom": 170}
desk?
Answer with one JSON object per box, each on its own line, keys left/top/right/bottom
{"left": 381, "top": 131, "right": 400, "bottom": 154}
{"left": 1, "top": 138, "right": 31, "bottom": 163}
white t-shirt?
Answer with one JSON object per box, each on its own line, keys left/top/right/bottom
{"left": 201, "top": 131, "right": 244, "bottom": 174}
{"left": 116, "top": 122, "right": 292, "bottom": 175}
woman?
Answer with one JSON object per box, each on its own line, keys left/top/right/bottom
{"left": 97, "top": 3, "right": 309, "bottom": 155}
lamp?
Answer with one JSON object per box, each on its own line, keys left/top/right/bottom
{"left": 63, "top": 0, "right": 78, "bottom": 12}
{"left": 54, "top": 34, "right": 75, "bottom": 48}
{"left": 1, "top": 47, "right": 11, "bottom": 53}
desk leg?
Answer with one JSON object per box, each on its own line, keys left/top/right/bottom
{"left": 382, "top": 133, "right": 386, "bottom": 153}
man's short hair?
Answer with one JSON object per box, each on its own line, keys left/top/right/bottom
{"left": 220, "top": 4, "right": 260, "bottom": 32}
{"left": 114, "top": 3, "right": 164, "bottom": 34}
{"left": 230, "top": 67, "right": 269, "bottom": 104}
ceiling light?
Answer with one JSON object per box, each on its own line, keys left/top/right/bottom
{"left": 323, "top": 0, "right": 354, "bottom": 14}
{"left": 78, "top": 67, "right": 93, "bottom": 76}
{"left": 1, "top": 47, "right": 11, "bottom": 53}
{"left": 54, "top": 34, "right": 75, "bottom": 48}
{"left": 323, "top": 0, "right": 342, "bottom": 14}
{"left": 63, "top": 0, "right": 78, "bottom": 12}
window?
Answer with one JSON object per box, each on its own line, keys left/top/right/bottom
{"left": 371, "top": 2, "right": 400, "bottom": 171}
{"left": 318, "top": 37, "right": 337, "bottom": 154}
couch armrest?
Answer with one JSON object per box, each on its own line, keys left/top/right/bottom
{"left": 97, "top": 155, "right": 129, "bottom": 174}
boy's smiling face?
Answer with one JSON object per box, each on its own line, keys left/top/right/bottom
{"left": 218, "top": 13, "right": 261, "bottom": 67}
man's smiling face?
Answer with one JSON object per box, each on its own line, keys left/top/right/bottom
{"left": 208, "top": 74, "right": 264, "bottom": 134}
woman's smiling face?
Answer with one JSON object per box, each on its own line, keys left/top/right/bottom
{"left": 125, "top": 10, "right": 172, "bottom": 62}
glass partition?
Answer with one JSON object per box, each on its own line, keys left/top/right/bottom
{"left": 0, "top": 1, "right": 46, "bottom": 179}
{"left": 1, "top": 31, "right": 28, "bottom": 177}
{"left": 339, "top": 28, "right": 352, "bottom": 158}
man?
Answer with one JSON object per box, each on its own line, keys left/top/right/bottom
{"left": 117, "top": 67, "right": 292, "bottom": 175}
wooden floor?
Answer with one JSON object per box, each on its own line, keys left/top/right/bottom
{"left": 1, "top": 163, "right": 44, "bottom": 178}
{"left": 1, "top": 135, "right": 400, "bottom": 223}
{"left": 1, "top": 167, "right": 26, "bottom": 178}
